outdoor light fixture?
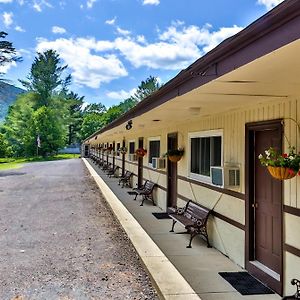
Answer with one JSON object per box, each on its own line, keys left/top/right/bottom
{"left": 189, "top": 107, "right": 201, "bottom": 115}
{"left": 126, "top": 120, "right": 133, "bottom": 130}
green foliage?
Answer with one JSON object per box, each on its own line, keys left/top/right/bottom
{"left": 0, "top": 31, "right": 21, "bottom": 70}
{"left": 258, "top": 146, "right": 300, "bottom": 172}
{"left": 131, "top": 76, "right": 162, "bottom": 102}
{"left": 31, "top": 106, "right": 67, "bottom": 156}
{"left": 1, "top": 50, "right": 81, "bottom": 157}
{"left": 80, "top": 112, "right": 106, "bottom": 140}
{"left": 19, "top": 49, "right": 71, "bottom": 106}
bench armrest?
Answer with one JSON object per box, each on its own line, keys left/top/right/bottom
{"left": 169, "top": 206, "right": 185, "bottom": 215}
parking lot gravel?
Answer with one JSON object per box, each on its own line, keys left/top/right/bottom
{"left": 0, "top": 159, "right": 158, "bottom": 300}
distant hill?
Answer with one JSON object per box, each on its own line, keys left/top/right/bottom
{"left": 0, "top": 82, "right": 24, "bottom": 121}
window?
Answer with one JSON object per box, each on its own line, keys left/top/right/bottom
{"left": 129, "top": 141, "right": 135, "bottom": 154}
{"left": 116, "top": 142, "right": 120, "bottom": 156}
{"left": 148, "top": 139, "right": 160, "bottom": 164}
{"left": 189, "top": 131, "right": 222, "bottom": 181}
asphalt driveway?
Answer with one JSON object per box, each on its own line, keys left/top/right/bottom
{"left": 0, "top": 159, "right": 158, "bottom": 300}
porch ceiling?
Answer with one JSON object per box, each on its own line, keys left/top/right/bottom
{"left": 93, "top": 39, "right": 300, "bottom": 141}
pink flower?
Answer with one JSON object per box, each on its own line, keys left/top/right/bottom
{"left": 288, "top": 169, "right": 295, "bottom": 175}
{"left": 282, "top": 153, "right": 288, "bottom": 158}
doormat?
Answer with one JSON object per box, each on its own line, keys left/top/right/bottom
{"left": 152, "top": 212, "right": 171, "bottom": 219}
{"left": 127, "top": 191, "right": 137, "bottom": 195}
{"left": 219, "top": 272, "right": 275, "bottom": 295}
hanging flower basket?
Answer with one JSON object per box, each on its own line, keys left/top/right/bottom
{"left": 168, "top": 155, "right": 182, "bottom": 163}
{"left": 164, "top": 148, "right": 184, "bottom": 163}
{"left": 259, "top": 147, "right": 300, "bottom": 180}
{"left": 135, "top": 148, "right": 147, "bottom": 157}
{"left": 267, "top": 166, "right": 297, "bottom": 180}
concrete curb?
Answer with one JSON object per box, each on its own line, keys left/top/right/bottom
{"left": 83, "top": 158, "right": 201, "bottom": 300}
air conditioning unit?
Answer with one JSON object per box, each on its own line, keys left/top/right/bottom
{"left": 128, "top": 154, "right": 138, "bottom": 162}
{"left": 211, "top": 166, "right": 240, "bottom": 188}
{"left": 152, "top": 157, "right": 166, "bottom": 169}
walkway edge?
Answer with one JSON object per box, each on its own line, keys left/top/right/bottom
{"left": 83, "top": 158, "right": 201, "bottom": 300}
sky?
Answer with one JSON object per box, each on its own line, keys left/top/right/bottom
{"left": 1, "top": 0, "right": 284, "bottom": 107}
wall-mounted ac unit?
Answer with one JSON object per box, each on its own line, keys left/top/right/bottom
{"left": 128, "top": 154, "right": 138, "bottom": 162}
{"left": 152, "top": 157, "right": 166, "bottom": 169}
{"left": 211, "top": 166, "right": 240, "bottom": 188}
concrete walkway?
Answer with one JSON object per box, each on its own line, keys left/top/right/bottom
{"left": 84, "top": 158, "right": 281, "bottom": 300}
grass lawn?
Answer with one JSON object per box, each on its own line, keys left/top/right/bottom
{"left": 0, "top": 154, "right": 81, "bottom": 171}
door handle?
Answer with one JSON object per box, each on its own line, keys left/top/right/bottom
{"left": 251, "top": 203, "right": 258, "bottom": 208}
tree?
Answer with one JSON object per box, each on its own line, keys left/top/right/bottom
{"left": 0, "top": 32, "right": 20, "bottom": 68}
{"left": 0, "top": 31, "right": 21, "bottom": 80}
{"left": 131, "top": 76, "right": 162, "bottom": 102}
{"left": 19, "top": 50, "right": 71, "bottom": 107}
{"left": 1, "top": 50, "right": 77, "bottom": 157}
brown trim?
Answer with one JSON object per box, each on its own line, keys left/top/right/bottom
{"left": 178, "top": 175, "right": 245, "bottom": 200}
{"left": 84, "top": 0, "right": 300, "bottom": 143}
{"left": 177, "top": 193, "right": 245, "bottom": 231}
{"left": 245, "top": 119, "right": 283, "bottom": 295}
{"left": 93, "top": 159, "right": 245, "bottom": 231}
{"left": 284, "top": 205, "right": 300, "bottom": 217}
{"left": 284, "top": 244, "right": 300, "bottom": 258}
{"left": 116, "top": 155, "right": 245, "bottom": 199}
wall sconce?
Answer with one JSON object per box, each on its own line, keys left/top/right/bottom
{"left": 126, "top": 120, "right": 133, "bottom": 130}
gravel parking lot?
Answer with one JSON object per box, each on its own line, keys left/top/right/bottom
{"left": 0, "top": 159, "right": 158, "bottom": 300}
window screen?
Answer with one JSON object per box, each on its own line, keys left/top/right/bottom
{"left": 129, "top": 142, "right": 135, "bottom": 154}
{"left": 190, "top": 136, "right": 221, "bottom": 177}
{"left": 148, "top": 140, "right": 160, "bottom": 164}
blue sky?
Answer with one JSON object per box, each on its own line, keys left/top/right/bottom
{"left": 1, "top": 0, "right": 284, "bottom": 107}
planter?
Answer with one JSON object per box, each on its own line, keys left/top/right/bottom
{"left": 135, "top": 149, "right": 147, "bottom": 157}
{"left": 267, "top": 166, "right": 297, "bottom": 180}
{"left": 168, "top": 155, "right": 182, "bottom": 163}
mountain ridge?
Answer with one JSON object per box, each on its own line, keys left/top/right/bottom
{"left": 0, "top": 82, "right": 24, "bottom": 121}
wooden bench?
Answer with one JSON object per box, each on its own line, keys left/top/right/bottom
{"left": 107, "top": 165, "right": 119, "bottom": 177}
{"left": 169, "top": 200, "right": 211, "bottom": 248}
{"left": 132, "top": 180, "right": 157, "bottom": 206}
{"left": 101, "top": 162, "right": 111, "bottom": 171}
{"left": 118, "top": 171, "right": 133, "bottom": 188}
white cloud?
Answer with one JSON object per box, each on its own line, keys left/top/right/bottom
{"left": 15, "top": 25, "right": 25, "bottom": 32}
{"left": 3, "top": 12, "right": 13, "bottom": 28}
{"left": 36, "top": 37, "right": 128, "bottom": 88}
{"left": 257, "top": 0, "right": 284, "bottom": 10}
{"left": 143, "top": 0, "right": 160, "bottom": 5}
{"left": 32, "top": 0, "right": 52, "bottom": 12}
{"left": 0, "top": 0, "right": 13, "bottom": 3}
{"left": 35, "top": 22, "right": 243, "bottom": 88}
{"left": 0, "top": 61, "right": 16, "bottom": 74}
{"left": 116, "top": 26, "right": 131, "bottom": 36}
{"left": 52, "top": 26, "right": 66, "bottom": 34}
{"left": 87, "top": 0, "right": 96, "bottom": 8}
{"left": 106, "top": 88, "right": 137, "bottom": 100}
{"left": 105, "top": 17, "right": 116, "bottom": 25}
{"left": 112, "top": 23, "right": 243, "bottom": 70}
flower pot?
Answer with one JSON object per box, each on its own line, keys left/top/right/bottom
{"left": 267, "top": 166, "right": 297, "bottom": 180}
{"left": 168, "top": 155, "right": 182, "bottom": 163}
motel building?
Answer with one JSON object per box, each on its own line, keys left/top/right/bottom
{"left": 83, "top": 0, "right": 300, "bottom": 297}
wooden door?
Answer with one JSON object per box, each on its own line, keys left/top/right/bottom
{"left": 246, "top": 120, "right": 282, "bottom": 295}
{"left": 167, "top": 133, "right": 178, "bottom": 208}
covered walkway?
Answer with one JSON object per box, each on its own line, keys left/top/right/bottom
{"left": 85, "top": 158, "right": 281, "bottom": 300}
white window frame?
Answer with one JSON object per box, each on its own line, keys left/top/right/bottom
{"left": 188, "top": 129, "right": 223, "bottom": 184}
{"left": 148, "top": 136, "right": 161, "bottom": 168}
